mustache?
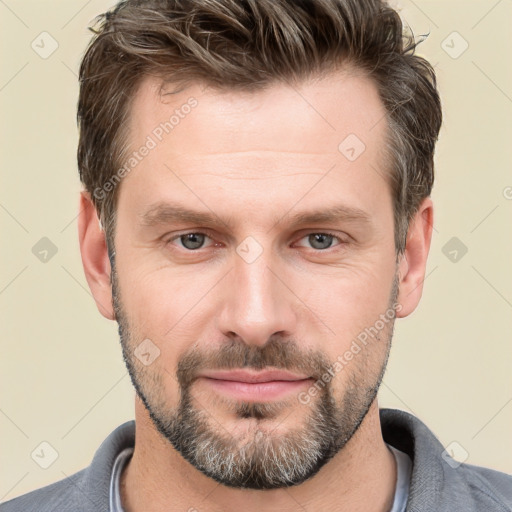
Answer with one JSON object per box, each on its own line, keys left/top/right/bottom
{"left": 176, "top": 337, "right": 332, "bottom": 388}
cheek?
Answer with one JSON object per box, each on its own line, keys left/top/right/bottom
{"left": 309, "top": 265, "right": 395, "bottom": 333}
{"left": 302, "top": 267, "right": 396, "bottom": 385}
{"left": 115, "top": 266, "right": 199, "bottom": 407}
{"left": 116, "top": 254, "right": 189, "bottom": 327}
{"left": 114, "top": 257, "right": 214, "bottom": 371}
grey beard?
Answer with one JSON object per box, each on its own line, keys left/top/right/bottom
{"left": 143, "top": 371, "right": 379, "bottom": 489}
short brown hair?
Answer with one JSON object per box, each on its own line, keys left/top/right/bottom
{"left": 77, "top": 0, "right": 442, "bottom": 257}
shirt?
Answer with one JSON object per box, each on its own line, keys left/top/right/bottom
{"left": 388, "top": 444, "right": 412, "bottom": 512}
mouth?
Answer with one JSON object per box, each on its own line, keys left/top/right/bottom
{"left": 196, "top": 369, "right": 314, "bottom": 401}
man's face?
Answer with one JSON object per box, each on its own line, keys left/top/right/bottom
{"left": 111, "top": 70, "right": 400, "bottom": 489}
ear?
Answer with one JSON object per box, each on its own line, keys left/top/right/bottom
{"left": 77, "top": 190, "right": 115, "bottom": 320}
{"left": 395, "top": 197, "right": 434, "bottom": 318}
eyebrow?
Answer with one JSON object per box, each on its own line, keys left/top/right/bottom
{"left": 139, "top": 201, "right": 373, "bottom": 231}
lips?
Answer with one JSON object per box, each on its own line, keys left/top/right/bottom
{"left": 196, "top": 369, "right": 313, "bottom": 401}
{"left": 198, "top": 369, "right": 310, "bottom": 383}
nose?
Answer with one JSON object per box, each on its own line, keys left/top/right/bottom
{"left": 217, "top": 251, "right": 298, "bottom": 347}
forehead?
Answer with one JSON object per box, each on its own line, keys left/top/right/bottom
{"left": 128, "top": 69, "right": 388, "bottom": 159}
{"left": 118, "top": 69, "right": 391, "bottom": 226}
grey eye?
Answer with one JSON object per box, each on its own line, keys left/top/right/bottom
{"left": 308, "top": 233, "right": 335, "bottom": 250}
{"left": 179, "top": 233, "right": 206, "bottom": 250}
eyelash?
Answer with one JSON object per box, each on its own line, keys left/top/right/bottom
{"left": 164, "top": 230, "right": 347, "bottom": 252}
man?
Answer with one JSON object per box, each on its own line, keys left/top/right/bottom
{"left": 2, "top": 0, "right": 511, "bottom": 511}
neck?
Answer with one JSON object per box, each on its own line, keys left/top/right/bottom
{"left": 121, "top": 398, "right": 396, "bottom": 512}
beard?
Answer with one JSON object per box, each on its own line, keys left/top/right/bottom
{"left": 111, "top": 259, "right": 398, "bottom": 490}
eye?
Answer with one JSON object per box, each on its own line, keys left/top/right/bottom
{"left": 295, "top": 232, "right": 343, "bottom": 251}
{"left": 165, "top": 231, "right": 346, "bottom": 253}
{"left": 168, "top": 232, "right": 213, "bottom": 250}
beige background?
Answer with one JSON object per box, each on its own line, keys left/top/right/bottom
{"left": 1, "top": 0, "right": 511, "bottom": 502}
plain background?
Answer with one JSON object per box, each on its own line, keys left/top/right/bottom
{"left": 1, "top": 0, "right": 511, "bottom": 502}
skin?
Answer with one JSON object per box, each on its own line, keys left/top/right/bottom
{"left": 78, "top": 68, "right": 433, "bottom": 511}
